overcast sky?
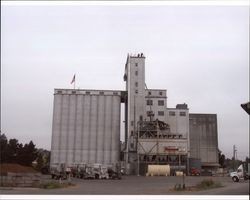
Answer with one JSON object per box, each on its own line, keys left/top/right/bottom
{"left": 1, "top": 4, "right": 249, "bottom": 160}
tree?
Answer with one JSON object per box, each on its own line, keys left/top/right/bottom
{"left": 1, "top": 134, "right": 40, "bottom": 167}
{"left": 219, "top": 153, "right": 226, "bottom": 168}
{"left": 18, "top": 141, "right": 37, "bottom": 166}
{"left": 0, "top": 133, "right": 8, "bottom": 163}
{"left": 7, "top": 139, "right": 19, "bottom": 163}
{"left": 36, "top": 153, "right": 44, "bottom": 171}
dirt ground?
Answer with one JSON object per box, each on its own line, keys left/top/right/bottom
{"left": 0, "top": 163, "right": 38, "bottom": 175}
{"left": 0, "top": 175, "right": 249, "bottom": 195}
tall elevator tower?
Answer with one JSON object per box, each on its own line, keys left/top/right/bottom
{"left": 124, "top": 53, "right": 146, "bottom": 173}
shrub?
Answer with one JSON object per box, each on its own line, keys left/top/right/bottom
{"left": 40, "top": 182, "right": 74, "bottom": 189}
{"left": 196, "top": 179, "right": 222, "bottom": 190}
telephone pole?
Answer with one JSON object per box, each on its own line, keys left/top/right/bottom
{"left": 233, "top": 145, "right": 237, "bottom": 170}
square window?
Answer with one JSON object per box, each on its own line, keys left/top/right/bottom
{"left": 100, "top": 91, "right": 104, "bottom": 95}
{"left": 86, "top": 91, "right": 91, "bottom": 95}
{"left": 72, "top": 91, "right": 76, "bottom": 94}
{"left": 169, "top": 111, "right": 175, "bottom": 116}
{"left": 180, "top": 112, "right": 186, "bottom": 116}
{"left": 57, "top": 90, "right": 62, "bottom": 94}
{"left": 159, "top": 91, "right": 163, "bottom": 95}
{"left": 135, "top": 90, "right": 138, "bottom": 94}
{"left": 158, "top": 100, "right": 164, "bottom": 106}
{"left": 135, "top": 63, "right": 138, "bottom": 67}
{"left": 158, "top": 111, "right": 164, "bottom": 116}
{"left": 147, "top": 100, "right": 153, "bottom": 105}
{"left": 148, "top": 91, "right": 151, "bottom": 95}
{"left": 147, "top": 111, "right": 154, "bottom": 117}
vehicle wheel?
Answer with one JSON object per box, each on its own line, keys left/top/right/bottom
{"left": 232, "top": 176, "right": 239, "bottom": 182}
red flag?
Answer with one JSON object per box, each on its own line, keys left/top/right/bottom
{"left": 71, "top": 74, "right": 75, "bottom": 84}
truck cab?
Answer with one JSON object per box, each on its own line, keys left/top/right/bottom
{"left": 230, "top": 164, "right": 249, "bottom": 182}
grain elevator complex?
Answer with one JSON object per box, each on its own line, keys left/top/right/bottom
{"left": 51, "top": 53, "right": 219, "bottom": 175}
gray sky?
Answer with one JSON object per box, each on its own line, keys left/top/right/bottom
{"left": 1, "top": 4, "right": 249, "bottom": 160}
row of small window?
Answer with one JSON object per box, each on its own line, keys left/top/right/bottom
{"left": 169, "top": 111, "right": 186, "bottom": 116}
{"left": 56, "top": 91, "right": 119, "bottom": 95}
{"left": 147, "top": 100, "right": 164, "bottom": 106}
{"left": 146, "top": 111, "right": 186, "bottom": 117}
{"left": 148, "top": 91, "right": 163, "bottom": 96}
{"left": 146, "top": 111, "right": 165, "bottom": 116}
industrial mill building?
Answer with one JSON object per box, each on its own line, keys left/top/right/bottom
{"left": 50, "top": 53, "right": 219, "bottom": 175}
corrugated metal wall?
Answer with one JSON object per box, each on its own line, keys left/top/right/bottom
{"left": 51, "top": 89, "right": 121, "bottom": 166}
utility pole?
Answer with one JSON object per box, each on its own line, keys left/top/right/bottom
{"left": 233, "top": 145, "right": 237, "bottom": 170}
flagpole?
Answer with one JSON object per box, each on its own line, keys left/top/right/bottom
{"left": 74, "top": 74, "right": 76, "bottom": 90}
{"left": 74, "top": 78, "right": 76, "bottom": 90}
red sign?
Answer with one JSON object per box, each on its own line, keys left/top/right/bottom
{"left": 164, "top": 146, "right": 178, "bottom": 151}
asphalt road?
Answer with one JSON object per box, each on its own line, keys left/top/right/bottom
{"left": 1, "top": 175, "right": 249, "bottom": 195}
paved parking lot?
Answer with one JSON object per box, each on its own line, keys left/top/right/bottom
{"left": 1, "top": 175, "right": 249, "bottom": 195}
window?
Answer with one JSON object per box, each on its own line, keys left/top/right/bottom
{"left": 158, "top": 100, "right": 164, "bottom": 106}
{"left": 159, "top": 91, "right": 163, "bottom": 96}
{"left": 180, "top": 112, "right": 186, "bottom": 116}
{"left": 86, "top": 91, "right": 91, "bottom": 95}
{"left": 147, "top": 111, "right": 154, "bottom": 117}
{"left": 147, "top": 100, "right": 153, "bottom": 105}
{"left": 72, "top": 91, "right": 76, "bottom": 94}
{"left": 139, "top": 115, "right": 143, "bottom": 121}
{"left": 169, "top": 111, "right": 175, "bottom": 116}
{"left": 57, "top": 90, "right": 62, "bottom": 94}
{"left": 99, "top": 91, "right": 104, "bottom": 95}
{"left": 148, "top": 91, "right": 151, "bottom": 95}
{"left": 113, "top": 92, "right": 118, "bottom": 95}
{"left": 135, "top": 63, "right": 138, "bottom": 67}
{"left": 135, "top": 90, "right": 138, "bottom": 94}
{"left": 135, "top": 71, "right": 138, "bottom": 76}
{"left": 135, "top": 82, "right": 138, "bottom": 87}
{"left": 158, "top": 111, "right": 164, "bottom": 116}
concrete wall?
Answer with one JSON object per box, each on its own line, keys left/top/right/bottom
{"left": 0, "top": 173, "right": 41, "bottom": 187}
{"left": 189, "top": 114, "right": 219, "bottom": 166}
{"left": 138, "top": 139, "right": 188, "bottom": 155}
{"left": 125, "top": 54, "right": 146, "bottom": 152}
{"left": 51, "top": 89, "right": 121, "bottom": 167}
{"left": 145, "top": 89, "right": 167, "bottom": 122}
{"left": 166, "top": 108, "right": 189, "bottom": 138}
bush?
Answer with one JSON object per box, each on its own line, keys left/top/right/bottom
{"left": 40, "top": 182, "right": 74, "bottom": 189}
{"left": 196, "top": 179, "right": 222, "bottom": 190}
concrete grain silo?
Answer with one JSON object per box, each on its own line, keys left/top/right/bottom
{"left": 50, "top": 89, "right": 122, "bottom": 167}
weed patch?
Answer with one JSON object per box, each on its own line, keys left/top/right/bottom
{"left": 171, "top": 179, "right": 223, "bottom": 192}
{"left": 40, "top": 181, "right": 74, "bottom": 189}
{"left": 196, "top": 179, "right": 223, "bottom": 190}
